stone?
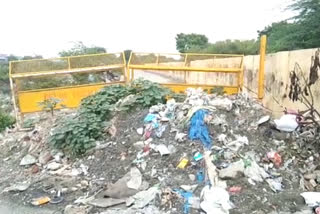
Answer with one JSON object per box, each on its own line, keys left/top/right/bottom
{"left": 47, "top": 162, "right": 62, "bottom": 171}
{"left": 137, "top": 128, "right": 144, "bottom": 135}
{"left": 168, "top": 145, "right": 177, "bottom": 154}
{"left": 134, "top": 141, "right": 145, "bottom": 150}
{"left": 64, "top": 205, "right": 91, "bottom": 214}
{"left": 219, "top": 160, "right": 245, "bottom": 179}
{"left": 71, "top": 187, "right": 78, "bottom": 192}
{"left": 88, "top": 198, "right": 126, "bottom": 208}
{"left": 31, "top": 165, "right": 39, "bottom": 174}
{"left": 20, "top": 154, "right": 37, "bottom": 166}
{"left": 38, "top": 151, "right": 52, "bottom": 165}
{"left": 3, "top": 182, "right": 30, "bottom": 192}
{"left": 127, "top": 167, "right": 142, "bottom": 190}
{"left": 304, "top": 173, "right": 317, "bottom": 180}
{"left": 53, "top": 152, "right": 64, "bottom": 163}
{"left": 81, "top": 180, "right": 89, "bottom": 187}
{"left": 189, "top": 174, "right": 196, "bottom": 181}
{"left": 61, "top": 188, "right": 69, "bottom": 194}
{"left": 131, "top": 186, "right": 161, "bottom": 209}
{"left": 126, "top": 197, "right": 135, "bottom": 207}
{"left": 4, "top": 137, "right": 16, "bottom": 145}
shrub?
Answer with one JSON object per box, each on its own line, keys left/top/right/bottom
{"left": 0, "top": 110, "right": 15, "bottom": 132}
{"left": 49, "top": 79, "right": 172, "bottom": 156}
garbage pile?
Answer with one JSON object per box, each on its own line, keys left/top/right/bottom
{"left": 1, "top": 88, "right": 320, "bottom": 214}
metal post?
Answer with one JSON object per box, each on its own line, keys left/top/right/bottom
{"left": 184, "top": 54, "right": 188, "bottom": 83}
{"left": 9, "top": 62, "right": 20, "bottom": 126}
{"left": 258, "top": 35, "right": 267, "bottom": 99}
{"left": 68, "top": 57, "right": 71, "bottom": 70}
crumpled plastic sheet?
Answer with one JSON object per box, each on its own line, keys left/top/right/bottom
{"left": 274, "top": 114, "right": 298, "bottom": 132}
{"left": 200, "top": 186, "right": 233, "bottom": 214}
{"left": 189, "top": 109, "right": 212, "bottom": 149}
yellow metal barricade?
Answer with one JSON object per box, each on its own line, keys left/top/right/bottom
{"left": 9, "top": 51, "right": 245, "bottom": 121}
{"left": 9, "top": 53, "right": 126, "bottom": 117}
{"left": 127, "top": 52, "right": 244, "bottom": 94}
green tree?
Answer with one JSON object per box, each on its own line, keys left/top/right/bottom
{"left": 258, "top": 21, "right": 301, "bottom": 53}
{"left": 258, "top": 0, "right": 320, "bottom": 53}
{"left": 176, "top": 33, "right": 209, "bottom": 53}
{"left": 290, "top": 0, "right": 320, "bottom": 48}
{"left": 22, "top": 55, "right": 43, "bottom": 60}
{"left": 198, "top": 39, "right": 259, "bottom": 55}
{"left": 0, "top": 55, "right": 22, "bottom": 93}
{"left": 58, "top": 42, "right": 107, "bottom": 84}
{"left": 59, "top": 41, "right": 106, "bottom": 57}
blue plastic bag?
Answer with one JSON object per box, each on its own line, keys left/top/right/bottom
{"left": 188, "top": 109, "right": 212, "bottom": 149}
{"left": 144, "top": 113, "right": 159, "bottom": 128}
{"left": 173, "top": 189, "right": 193, "bottom": 214}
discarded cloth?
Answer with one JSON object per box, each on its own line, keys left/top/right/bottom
{"left": 189, "top": 110, "right": 212, "bottom": 149}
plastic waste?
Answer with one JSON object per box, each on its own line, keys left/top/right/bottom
{"left": 274, "top": 114, "right": 298, "bottom": 132}
{"left": 144, "top": 113, "right": 159, "bottom": 129}
{"left": 301, "top": 192, "right": 320, "bottom": 207}
{"left": 193, "top": 152, "right": 203, "bottom": 161}
{"left": 177, "top": 158, "right": 189, "bottom": 169}
{"left": 197, "top": 170, "right": 204, "bottom": 183}
{"left": 244, "top": 160, "right": 269, "bottom": 183}
{"left": 208, "top": 98, "right": 233, "bottom": 111}
{"left": 200, "top": 186, "right": 233, "bottom": 214}
{"left": 267, "top": 151, "right": 282, "bottom": 168}
{"left": 155, "top": 144, "right": 170, "bottom": 156}
{"left": 175, "top": 132, "right": 187, "bottom": 142}
{"left": 189, "top": 109, "right": 212, "bottom": 149}
{"left": 266, "top": 177, "right": 283, "bottom": 192}
{"left": 137, "top": 128, "right": 144, "bottom": 135}
{"left": 257, "top": 115, "right": 270, "bottom": 125}
{"left": 155, "top": 125, "right": 166, "bottom": 138}
{"left": 31, "top": 196, "right": 51, "bottom": 206}
{"left": 174, "top": 189, "right": 193, "bottom": 214}
{"left": 228, "top": 186, "right": 242, "bottom": 195}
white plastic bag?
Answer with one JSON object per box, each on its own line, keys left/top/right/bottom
{"left": 274, "top": 114, "right": 298, "bottom": 132}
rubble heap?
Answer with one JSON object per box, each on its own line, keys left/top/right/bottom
{"left": 0, "top": 88, "right": 319, "bottom": 214}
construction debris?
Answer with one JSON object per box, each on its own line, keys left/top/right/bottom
{"left": 1, "top": 86, "right": 320, "bottom": 214}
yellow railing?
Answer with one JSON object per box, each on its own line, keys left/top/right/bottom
{"left": 9, "top": 53, "right": 126, "bottom": 117}
{"left": 9, "top": 52, "right": 244, "bottom": 120}
{"left": 128, "top": 52, "right": 244, "bottom": 94}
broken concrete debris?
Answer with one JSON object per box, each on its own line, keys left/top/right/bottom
{"left": 20, "top": 154, "right": 37, "bottom": 166}
{"left": 3, "top": 182, "right": 30, "bottom": 192}
{"left": 2, "top": 87, "right": 320, "bottom": 214}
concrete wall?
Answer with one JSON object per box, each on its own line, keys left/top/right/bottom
{"left": 243, "top": 48, "right": 320, "bottom": 115}
{"left": 134, "top": 48, "right": 320, "bottom": 115}
{"left": 167, "top": 48, "right": 320, "bottom": 115}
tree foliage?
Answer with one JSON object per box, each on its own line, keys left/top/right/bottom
{"left": 59, "top": 41, "right": 106, "bottom": 57}
{"left": 197, "top": 39, "right": 259, "bottom": 55}
{"left": 50, "top": 79, "right": 172, "bottom": 156}
{"left": 176, "top": 33, "right": 259, "bottom": 55}
{"left": 259, "top": 0, "right": 320, "bottom": 53}
{"left": 58, "top": 42, "right": 107, "bottom": 85}
{"left": 176, "top": 33, "right": 209, "bottom": 53}
{"left": 0, "top": 55, "right": 38, "bottom": 93}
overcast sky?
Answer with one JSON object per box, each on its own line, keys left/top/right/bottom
{"left": 0, "top": 0, "right": 294, "bottom": 57}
